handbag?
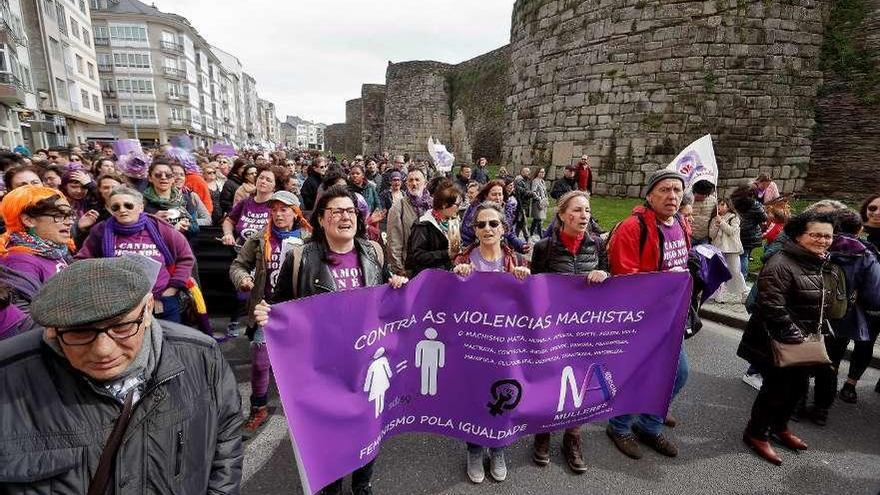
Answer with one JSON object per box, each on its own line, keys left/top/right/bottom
{"left": 769, "top": 278, "right": 832, "bottom": 367}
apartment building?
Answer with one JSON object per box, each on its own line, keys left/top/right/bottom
{"left": 257, "top": 97, "right": 277, "bottom": 145}
{"left": 21, "top": 0, "right": 104, "bottom": 147}
{"left": 0, "top": 0, "right": 33, "bottom": 148}
{"left": 210, "top": 44, "right": 245, "bottom": 146}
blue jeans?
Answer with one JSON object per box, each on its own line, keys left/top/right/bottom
{"left": 739, "top": 248, "right": 753, "bottom": 278}
{"left": 608, "top": 346, "right": 689, "bottom": 437}
{"left": 157, "top": 294, "right": 181, "bottom": 323}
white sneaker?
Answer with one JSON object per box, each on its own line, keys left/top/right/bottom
{"left": 489, "top": 449, "right": 507, "bottom": 482}
{"left": 466, "top": 449, "right": 485, "bottom": 483}
{"left": 742, "top": 373, "right": 763, "bottom": 391}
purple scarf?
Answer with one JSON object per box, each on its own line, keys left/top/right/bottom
{"left": 406, "top": 189, "right": 431, "bottom": 217}
{"left": 102, "top": 213, "right": 174, "bottom": 266}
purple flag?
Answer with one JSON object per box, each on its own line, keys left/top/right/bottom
{"left": 211, "top": 142, "right": 237, "bottom": 157}
{"left": 265, "top": 270, "right": 691, "bottom": 493}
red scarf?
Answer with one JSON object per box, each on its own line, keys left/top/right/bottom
{"left": 559, "top": 230, "right": 584, "bottom": 256}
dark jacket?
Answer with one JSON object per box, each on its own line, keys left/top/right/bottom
{"left": 473, "top": 166, "right": 489, "bottom": 184}
{"left": 737, "top": 241, "right": 837, "bottom": 368}
{"left": 218, "top": 174, "right": 243, "bottom": 215}
{"left": 550, "top": 177, "right": 576, "bottom": 200}
{"left": 272, "top": 238, "right": 387, "bottom": 302}
{"left": 829, "top": 235, "right": 880, "bottom": 341}
{"left": 349, "top": 180, "right": 381, "bottom": 213}
{"left": 300, "top": 169, "right": 323, "bottom": 211}
{"left": 0, "top": 322, "right": 243, "bottom": 494}
{"left": 406, "top": 212, "right": 455, "bottom": 277}
{"left": 531, "top": 228, "right": 609, "bottom": 275}
{"left": 735, "top": 199, "right": 767, "bottom": 250}
{"left": 865, "top": 225, "right": 880, "bottom": 253}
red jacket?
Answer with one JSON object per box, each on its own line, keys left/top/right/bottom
{"left": 185, "top": 172, "right": 213, "bottom": 214}
{"left": 576, "top": 164, "right": 593, "bottom": 193}
{"left": 607, "top": 205, "right": 692, "bottom": 275}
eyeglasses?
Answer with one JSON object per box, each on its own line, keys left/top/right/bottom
{"left": 806, "top": 232, "right": 834, "bottom": 241}
{"left": 110, "top": 202, "right": 137, "bottom": 212}
{"left": 171, "top": 172, "right": 186, "bottom": 178}
{"left": 36, "top": 211, "right": 76, "bottom": 223}
{"left": 475, "top": 220, "right": 501, "bottom": 229}
{"left": 327, "top": 207, "right": 357, "bottom": 219}
{"left": 205, "top": 170, "right": 216, "bottom": 175}
{"left": 152, "top": 172, "right": 173, "bottom": 179}
{"left": 57, "top": 305, "right": 147, "bottom": 346}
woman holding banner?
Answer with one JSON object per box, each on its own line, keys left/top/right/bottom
{"left": 529, "top": 190, "right": 610, "bottom": 474}
{"left": 452, "top": 200, "right": 529, "bottom": 483}
{"left": 253, "top": 185, "right": 408, "bottom": 495}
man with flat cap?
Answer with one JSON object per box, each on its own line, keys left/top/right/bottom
{"left": 0, "top": 255, "right": 243, "bottom": 494}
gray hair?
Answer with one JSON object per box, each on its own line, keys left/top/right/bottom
{"left": 108, "top": 185, "right": 144, "bottom": 204}
{"left": 806, "top": 199, "right": 848, "bottom": 213}
{"left": 470, "top": 201, "right": 510, "bottom": 234}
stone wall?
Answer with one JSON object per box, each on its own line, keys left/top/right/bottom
{"left": 505, "top": 0, "right": 831, "bottom": 194}
{"left": 383, "top": 61, "right": 452, "bottom": 160}
{"left": 345, "top": 98, "right": 363, "bottom": 157}
{"left": 448, "top": 46, "right": 511, "bottom": 165}
{"left": 361, "top": 84, "right": 386, "bottom": 156}
{"left": 324, "top": 123, "right": 347, "bottom": 154}
{"left": 805, "top": 0, "right": 880, "bottom": 201}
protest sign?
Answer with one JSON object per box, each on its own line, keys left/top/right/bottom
{"left": 265, "top": 270, "right": 690, "bottom": 493}
{"left": 666, "top": 134, "right": 718, "bottom": 191}
{"left": 211, "top": 142, "right": 237, "bottom": 156}
{"left": 427, "top": 137, "right": 455, "bottom": 172}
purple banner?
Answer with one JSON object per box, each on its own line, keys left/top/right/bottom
{"left": 265, "top": 270, "right": 691, "bottom": 493}
{"left": 210, "top": 142, "right": 237, "bottom": 157}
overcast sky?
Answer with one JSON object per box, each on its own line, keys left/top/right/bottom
{"left": 155, "top": 0, "right": 514, "bottom": 125}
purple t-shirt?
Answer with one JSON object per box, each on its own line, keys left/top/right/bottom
{"left": 468, "top": 249, "right": 505, "bottom": 273}
{"left": 228, "top": 198, "right": 270, "bottom": 240}
{"left": 327, "top": 249, "right": 365, "bottom": 290}
{"left": 1, "top": 252, "right": 67, "bottom": 284}
{"left": 659, "top": 220, "right": 689, "bottom": 271}
{"left": 111, "top": 230, "right": 171, "bottom": 294}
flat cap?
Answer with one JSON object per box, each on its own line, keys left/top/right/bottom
{"left": 645, "top": 169, "right": 685, "bottom": 197}
{"left": 32, "top": 255, "right": 160, "bottom": 328}
{"left": 268, "top": 190, "right": 300, "bottom": 207}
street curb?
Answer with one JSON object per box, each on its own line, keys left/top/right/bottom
{"left": 699, "top": 307, "right": 880, "bottom": 370}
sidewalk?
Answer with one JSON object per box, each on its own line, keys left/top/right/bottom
{"left": 699, "top": 299, "right": 880, "bottom": 369}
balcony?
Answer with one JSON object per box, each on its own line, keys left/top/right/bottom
{"left": 163, "top": 67, "right": 184, "bottom": 80}
{"left": 0, "top": 7, "right": 27, "bottom": 46}
{"left": 159, "top": 40, "right": 183, "bottom": 54}
{"left": 101, "top": 88, "right": 116, "bottom": 98}
{"left": 0, "top": 72, "right": 25, "bottom": 105}
{"left": 98, "top": 64, "right": 112, "bottom": 72}
{"left": 94, "top": 37, "right": 109, "bottom": 46}
{"left": 166, "top": 91, "right": 189, "bottom": 102}
{"left": 105, "top": 115, "right": 119, "bottom": 123}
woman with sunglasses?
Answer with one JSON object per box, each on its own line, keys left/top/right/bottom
{"left": 529, "top": 190, "right": 609, "bottom": 474}
{"left": 862, "top": 193, "right": 880, "bottom": 253}
{"left": 406, "top": 180, "right": 462, "bottom": 277}
{"left": 76, "top": 185, "right": 195, "bottom": 323}
{"left": 142, "top": 159, "right": 198, "bottom": 239}
{"left": 252, "top": 185, "right": 408, "bottom": 495}
{"left": 0, "top": 186, "right": 75, "bottom": 302}
{"left": 233, "top": 164, "right": 259, "bottom": 207}
{"left": 460, "top": 180, "right": 528, "bottom": 255}
{"left": 451, "top": 200, "right": 529, "bottom": 484}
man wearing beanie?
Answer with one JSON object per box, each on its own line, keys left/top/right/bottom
{"left": 0, "top": 255, "right": 243, "bottom": 494}
{"left": 605, "top": 168, "right": 691, "bottom": 460}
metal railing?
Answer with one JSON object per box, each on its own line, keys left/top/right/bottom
{"left": 94, "top": 37, "right": 109, "bottom": 46}
{"left": 0, "top": 72, "right": 21, "bottom": 88}
{"left": 163, "top": 67, "right": 184, "bottom": 79}
{"left": 98, "top": 64, "right": 112, "bottom": 72}
{"left": 159, "top": 40, "right": 183, "bottom": 54}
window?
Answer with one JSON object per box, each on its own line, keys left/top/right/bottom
{"left": 97, "top": 53, "right": 111, "bottom": 67}
{"left": 81, "top": 89, "right": 89, "bottom": 109}
{"left": 105, "top": 103, "right": 118, "bottom": 118}
{"left": 170, "top": 105, "right": 184, "bottom": 120}
{"left": 55, "top": 78, "right": 67, "bottom": 100}
{"left": 45, "top": 0, "right": 56, "bottom": 20}
{"left": 109, "top": 25, "right": 148, "bottom": 42}
{"left": 92, "top": 94, "right": 100, "bottom": 111}
{"left": 116, "top": 78, "right": 153, "bottom": 94}
{"left": 75, "top": 54, "right": 83, "bottom": 74}
{"left": 161, "top": 31, "right": 176, "bottom": 43}
{"left": 112, "top": 52, "right": 150, "bottom": 69}
{"left": 120, "top": 104, "right": 156, "bottom": 120}
{"left": 79, "top": 0, "right": 86, "bottom": 14}
{"left": 87, "top": 62, "right": 94, "bottom": 79}
{"left": 55, "top": 4, "right": 67, "bottom": 35}
{"left": 94, "top": 25, "right": 108, "bottom": 39}
{"left": 100, "top": 77, "right": 112, "bottom": 92}
{"left": 49, "top": 37, "right": 61, "bottom": 60}
{"left": 71, "top": 19, "right": 79, "bottom": 39}
{"left": 82, "top": 28, "right": 90, "bottom": 47}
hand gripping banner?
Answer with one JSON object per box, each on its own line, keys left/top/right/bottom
{"left": 265, "top": 270, "right": 691, "bottom": 493}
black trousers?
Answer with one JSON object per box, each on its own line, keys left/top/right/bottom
{"left": 319, "top": 459, "right": 375, "bottom": 494}
{"left": 814, "top": 325, "right": 880, "bottom": 409}
{"left": 748, "top": 366, "right": 810, "bottom": 439}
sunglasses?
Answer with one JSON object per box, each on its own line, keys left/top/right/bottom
{"left": 475, "top": 220, "right": 501, "bottom": 229}
{"left": 152, "top": 172, "right": 173, "bottom": 179}
{"left": 110, "top": 202, "right": 136, "bottom": 212}
{"left": 869, "top": 205, "right": 879, "bottom": 212}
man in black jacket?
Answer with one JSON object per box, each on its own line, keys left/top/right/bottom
{"left": 301, "top": 156, "right": 328, "bottom": 213}
{"left": 550, "top": 164, "right": 578, "bottom": 200}
{"left": 0, "top": 255, "right": 243, "bottom": 494}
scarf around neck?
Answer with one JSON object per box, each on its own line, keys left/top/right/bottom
{"left": 406, "top": 189, "right": 431, "bottom": 217}
{"left": 6, "top": 231, "right": 70, "bottom": 260}
{"left": 142, "top": 185, "right": 185, "bottom": 211}
{"left": 103, "top": 213, "right": 174, "bottom": 266}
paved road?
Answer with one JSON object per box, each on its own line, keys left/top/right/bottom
{"left": 220, "top": 321, "right": 880, "bottom": 495}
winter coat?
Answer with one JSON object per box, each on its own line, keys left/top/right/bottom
{"left": 386, "top": 196, "right": 423, "bottom": 276}
{"left": 737, "top": 241, "right": 838, "bottom": 368}
{"left": 690, "top": 196, "right": 717, "bottom": 241}
{"left": 829, "top": 235, "right": 880, "bottom": 341}
{"left": 709, "top": 212, "right": 743, "bottom": 254}
{"left": 272, "top": 238, "right": 387, "bottom": 302}
{"left": 607, "top": 205, "right": 692, "bottom": 275}
{"left": 349, "top": 180, "right": 381, "bottom": 213}
{"left": 472, "top": 166, "right": 489, "bottom": 184}
{"left": 550, "top": 177, "right": 576, "bottom": 200}
{"left": 300, "top": 169, "right": 323, "bottom": 212}
{"left": 218, "top": 174, "right": 243, "bottom": 214}
{"left": 530, "top": 178, "right": 548, "bottom": 220}
{"left": 406, "top": 211, "right": 459, "bottom": 277}
{"left": 864, "top": 225, "right": 880, "bottom": 253}
{"left": 531, "top": 228, "right": 609, "bottom": 275}
{"left": 0, "top": 322, "right": 243, "bottom": 494}
{"left": 735, "top": 199, "right": 767, "bottom": 250}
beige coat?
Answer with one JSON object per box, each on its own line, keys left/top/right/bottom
{"left": 709, "top": 212, "right": 743, "bottom": 254}
{"left": 691, "top": 195, "right": 717, "bottom": 241}
{"left": 386, "top": 197, "right": 421, "bottom": 276}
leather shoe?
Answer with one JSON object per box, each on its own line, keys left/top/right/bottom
{"left": 772, "top": 430, "right": 808, "bottom": 450}
{"left": 838, "top": 383, "right": 857, "bottom": 404}
{"left": 743, "top": 430, "right": 782, "bottom": 465}
{"left": 532, "top": 433, "right": 550, "bottom": 466}
{"left": 810, "top": 407, "right": 828, "bottom": 427}
{"left": 562, "top": 432, "right": 587, "bottom": 474}
{"left": 606, "top": 425, "right": 642, "bottom": 459}
{"left": 632, "top": 424, "right": 678, "bottom": 457}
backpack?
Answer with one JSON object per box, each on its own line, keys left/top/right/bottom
{"left": 822, "top": 262, "right": 848, "bottom": 321}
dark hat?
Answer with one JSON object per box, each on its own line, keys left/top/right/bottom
{"left": 565, "top": 164, "right": 578, "bottom": 171}
{"left": 389, "top": 171, "right": 403, "bottom": 181}
{"left": 645, "top": 169, "right": 685, "bottom": 197}
{"left": 32, "top": 255, "right": 160, "bottom": 328}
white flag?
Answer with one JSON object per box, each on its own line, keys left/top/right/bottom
{"left": 666, "top": 134, "right": 718, "bottom": 191}
{"left": 427, "top": 137, "right": 455, "bottom": 172}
